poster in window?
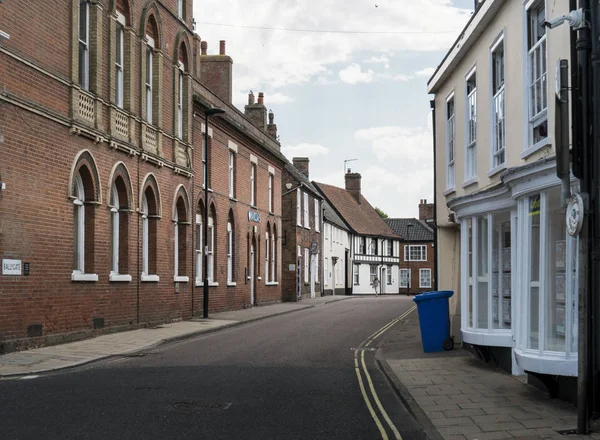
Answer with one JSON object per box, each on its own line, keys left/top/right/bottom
{"left": 529, "top": 195, "right": 541, "bottom": 216}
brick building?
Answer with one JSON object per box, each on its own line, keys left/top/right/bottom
{"left": 280, "top": 158, "right": 323, "bottom": 301}
{"left": 0, "top": 0, "right": 286, "bottom": 350}
{"left": 384, "top": 218, "right": 435, "bottom": 295}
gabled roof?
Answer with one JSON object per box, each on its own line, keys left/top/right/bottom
{"left": 283, "top": 161, "right": 322, "bottom": 199}
{"left": 313, "top": 181, "right": 399, "bottom": 239}
{"left": 322, "top": 199, "right": 350, "bottom": 231}
{"left": 384, "top": 218, "right": 434, "bottom": 242}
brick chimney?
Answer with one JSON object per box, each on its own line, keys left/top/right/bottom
{"left": 267, "top": 110, "right": 277, "bottom": 140}
{"left": 419, "top": 199, "right": 434, "bottom": 221}
{"left": 292, "top": 157, "right": 309, "bottom": 179}
{"left": 199, "top": 40, "right": 233, "bottom": 103}
{"left": 345, "top": 170, "right": 361, "bottom": 204}
{"left": 244, "top": 91, "right": 267, "bottom": 130}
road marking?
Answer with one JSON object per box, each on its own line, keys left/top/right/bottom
{"left": 355, "top": 305, "right": 417, "bottom": 440}
{"left": 20, "top": 375, "right": 40, "bottom": 380}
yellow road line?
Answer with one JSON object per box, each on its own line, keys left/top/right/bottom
{"left": 355, "top": 352, "right": 389, "bottom": 440}
{"left": 361, "top": 349, "right": 402, "bottom": 439}
{"left": 355, "top": 305, "right": 417, "bottom": 439}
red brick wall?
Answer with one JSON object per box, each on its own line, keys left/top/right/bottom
{"left": 0, "top": 0, "right": 284, "bottom": 347}
{"left": 399, "top": 241, "right": 435, "bottom": 294}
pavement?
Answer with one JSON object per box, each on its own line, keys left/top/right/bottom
{"left": 0, "top": 295, "right": 352, "bottom": 377}
{"left": 378, "top": 306, "right": 600, "bottom": 440}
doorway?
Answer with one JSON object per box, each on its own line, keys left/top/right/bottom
{"left": 381, "top": 267, "right": 386, "bottom": 295}
{"left": 250, "top": 242, "right": 255, "bottom": 305}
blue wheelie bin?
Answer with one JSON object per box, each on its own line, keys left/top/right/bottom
{"left": 412, "top": 290, "right": 454, "bottom": 353}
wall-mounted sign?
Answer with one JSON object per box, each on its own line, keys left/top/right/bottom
{"left": 2, "top": 259, "right": 22, "bottom": 275}
{"left": 289, "top": 264, "right": 296, "bottom": 271}
{"left": 567, "top": 193, "right": 584, "bottom": 237}
{"left": 248, "top": 211, "right": 261, "bottom": 223}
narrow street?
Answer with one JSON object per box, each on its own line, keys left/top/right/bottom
{"left": 0, "top": 297, "right": 428, "bottom": 440}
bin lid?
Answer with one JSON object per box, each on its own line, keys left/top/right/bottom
{"left": 412, "top": 290, "right": 454, "bottom": 303}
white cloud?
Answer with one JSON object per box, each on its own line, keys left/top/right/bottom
{"left": 339, "top": 64, "right": 375, "bottom": 84}
{"left": 365, "top": 55, "right": 390, "bottom": 68}
{"left": 354, "top": 124, "right": 433, "bottom": 163}
{"left": 415, "top": 67, "right": 436, "bottom": 77}
{"left": 281, "top": 143, "right": 330, "bottom": 161}
{"left": 193, "top": 0, "right": 471, "bottom": 98}
{"left": 264, "top": 92, "right": 295, "bottom": 104}
{"left": 378, "top": 73, "right": 412, "bottom": 82}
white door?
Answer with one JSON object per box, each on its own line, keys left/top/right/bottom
{"left": 310, "top": 254, "right": 316, "bottom": 299}
{"left": 250, "top": 244, "right": 255, "bottom": 305}
{"left": 332, "top": 261, "right": 336, "bottom": 294}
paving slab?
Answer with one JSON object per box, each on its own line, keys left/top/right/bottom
{"left": 379, "top": 308, "right": 596, "bottom": 440}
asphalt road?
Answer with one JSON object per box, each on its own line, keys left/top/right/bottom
{"left": 0, "top": 296, "right": 430, "bottom": 440}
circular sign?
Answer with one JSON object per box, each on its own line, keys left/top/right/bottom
{"left": 566, "top": 193, "right": 584, "bottom": 237}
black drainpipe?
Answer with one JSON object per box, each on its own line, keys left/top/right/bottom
{"left": 430, "top": 99, "right": 439, "bottom": 291}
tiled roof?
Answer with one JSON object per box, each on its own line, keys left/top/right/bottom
{"left": 384, "top": 218, "right": 433, "bottom": 242}
{"left": 322, "top": 199, "right": 350, "bottom": 231}
{"left": 313, "top": 182, "right": 400, "bottom": 239}
{"left": 284, "top": 161, "right": 322, "bottom": 199}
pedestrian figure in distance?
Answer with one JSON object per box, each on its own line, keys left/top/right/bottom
{"left": 372, "top": 275, "right": 380, "bottom": 297}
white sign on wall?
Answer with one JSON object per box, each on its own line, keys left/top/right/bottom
{"left": 289, "top": 264, "right": 296, "bottom": 271}
{"left": 2, "top": 259, "right": 22, "bottom": 275}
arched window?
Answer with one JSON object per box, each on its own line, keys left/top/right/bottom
{"left": 110, "top": 173, "right": 131, "bottom": 282}
{"left": 272, "top": 224, "right": 277, "bottom": 282}
{"left": 72, "top": 163, "right": 98, "bottom": 282}
{"left": 195, "top": 202, "right": 203, "bottom": 285}
{"left": 141, "top": 183, "right": 159, "bottom": 281}
{"left": 227, "top": 212, "right": 234, "bottom": 284}
{"left": 208, "top": 206, "right": 216, "bottom": 282}
{"left": 175, "top": 41, "right": 189, "bottom": 141}
{"left": 144, "top": 15, "right": 160, "bottom": 125}
{"left": 174, "top": 192, "right": 189, "bottom": 282}
{"left": 265, "top": 223, "right": 270, "bottom": 283}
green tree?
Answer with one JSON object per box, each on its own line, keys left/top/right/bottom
{"left": 375, "top": 207, "right": 388, "bottom": 219}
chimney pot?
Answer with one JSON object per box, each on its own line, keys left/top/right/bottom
{"left": 258, "top": 92, "right": 264, "bottom": 105}
{"left": 268, "top": 110, "right": 274, "bottom": 124}
{"left": 201, "top": 41, "right": 207, "bottom": 55}
{"left": 219, "top": 40, "right": 226, "bottom": 55}
{"left": 248, "top": 91, "right": 255, "bottom": 105}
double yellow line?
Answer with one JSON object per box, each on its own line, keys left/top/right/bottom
{"left": 354, "top": 305, "right": 416, "bottom": 440}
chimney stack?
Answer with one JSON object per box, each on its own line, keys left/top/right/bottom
{"left": 199, "top": 40, "right": 233, "bottom": 103}
{"left": 244, "top": 90, "right": 267, "bottom": 130}
{"left": 345, "top": 172, "right": 362, "bottom": 204}
{"left": 292, "top": 157, "right": 310, "bottom": 179}
{"left": 267, "top": 110, "right": 278, "bottom": 140}
{"left": 419, "top": 198, "right": 434, "bottom": 221}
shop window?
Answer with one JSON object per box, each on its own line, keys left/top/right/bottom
{"left": 476, "top": 216, "right": 489, "bottom": 328}
{"left": 492, "top": 213, "right": 511, "bottom": 329}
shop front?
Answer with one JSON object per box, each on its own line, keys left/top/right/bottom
{"left": 450, "top": 159, "right": 578, "bottom": 398}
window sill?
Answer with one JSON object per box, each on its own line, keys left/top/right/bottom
{"left": 174, "top": 276, "right": 189, "bottom": 283}
{"left": 72, "top": 272, "right": 99, "bottom": 282}
{"left": 251, "top": 205, "right": 258, "bottom": 209}
{"left": 304, "top": 226, "right": 311, "bottom": 230}
{"left": 419, "top": 285, "right": 432, "bottom": 289}
{"left": 195, "top": 280, "right": 218, "bottom": 287}
{"left": 443, "top": 188, "right": 456, "bottom": 197}
{"left": 265, "top": 281, "right": 279, "bottom": 286}
{"left": 110, "top": 273, "right": 132, "bottom": 282}
{"left": 461, "top": 328, "right": 512, "bottom": 347}
{"left": 462, "top": 178, "right": 478, "bottom": 189}
{"left": 488, "top": 163, "right": 506, "bottom": 178}
{"left": 229, "top": 197, "right": 238, "bottom": 203}
{"left": 141, "top": 274, "right": 160, "bottom": 282}
{"left": 521, "top": 137, "right": 552, "bottom": 160}
{"left": 227, "top": 282, "right": 237, "bottom": 287}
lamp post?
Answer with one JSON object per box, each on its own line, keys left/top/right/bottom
{"left": 406, "top": 223, "right": 414, "bottom": 296}
{"left": 203, "top": 107, "right": 225, "bottom": 319}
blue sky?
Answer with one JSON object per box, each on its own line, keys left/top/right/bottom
{"left": 193, "top": 0, "right": 474, "bottom": 217}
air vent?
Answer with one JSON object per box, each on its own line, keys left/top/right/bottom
{"left": 27, "top": 324, "right": 43, "bottom": 337}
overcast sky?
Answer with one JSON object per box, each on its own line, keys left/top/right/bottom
{"left": 192, "top": 0, "right": 473, "bottom": 218}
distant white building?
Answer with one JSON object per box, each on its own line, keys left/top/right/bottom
{"left": 322, "top": 200, "right": 351, "bottom": 295}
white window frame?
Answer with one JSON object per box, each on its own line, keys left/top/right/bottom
{"left": 115, "top": 12, "right": 125, "bottom": 108}
{"left": 314, "top": 199, "right": 320, "bottom": 232}
{"left": 296, "top": 188, "right": 302, "bottom": 226}
{"left": 399, "top": 269, "right": 411, "bottom": 288}
{"left": 251, "top": 164, "right": 256, "bottom": 206}
{"left": 195, "top": 214, "right": 202, "bottom": 284}
{"left": 465, "top": 67, "right": 477, "bottom": 183}
{"left": 304, "top": 248, "right": 309, "bottom": 283}
{"left": 271, "top": 229, "right": 276, "bottom": 282}
{"left": 445, "top": 92, "right": 455, "bottom": 191}
{"left": 369, "top": 265, "right": 377, "bottom": 285}
{"left": 353, "top": 263, "right": 359, "bottom": 285}
{"left": 227, "top": 221, "right": 233, "bottom": 284}
{"left": 420, "top": 269, "right": 432, "bottom": 288}
{"left": 79, "top": 0, "right": 90, "bottom": 90}
{"left": 202, "top": 136, "right": 208, "bottom": 189}
{"left": 387, "top": 240, "right": 393, "bottom": 257}
{"left": 74, "top": 174, "right": 85, "bottom": 273}
{"left": 404, "top": 245, "right": 427, "bottom": 262}
{"left": 229, "top": 150, "right": 235, "bottom": 198}
{"left": 303, "top": 192, "right": 310, "bottom": 229}
{"left": 315, "top": 253, "right": 319, "bottom": 282}
{"left": 325, "top": 258, "right": 329, "bottom": 286}
{"left": 145, "top": 35, "right": 154, "bottom": 124}
{"left": 525, "top": 0, "right": 548, "bottom": 153}
{"left": 490, "top": 34, "right": 506, "bottom": 171}
{"left": 208, "top": 214, "right": 215, "bottom": 282}
{"left": 177, "top": 0, "right": 183, "bottom": 18}
{"left": 177, "top": 65, "right": 184, "bottom": 139}
{"left": 387, "top": 265, "right": 392, "bottom": 285}
{"left": 268, "top": 173, "right": 273, "bottom": 212}
{"left": 265, "top": 231, "right": 270, "bottom": 283}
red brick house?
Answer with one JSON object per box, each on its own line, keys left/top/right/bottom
{"left": 0, "top": 0, "right": 286, "bottom": 350}
{"left": 384, "top": 218, "right": 435, "bottom": 295}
